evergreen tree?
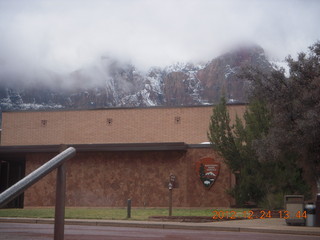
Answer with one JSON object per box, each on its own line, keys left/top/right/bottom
{"left": 208, "top": 95, "right": 309, "bottom": 208}
{"left": 207, "top": 96, "right": 242, "bottom": 173}
{"left": 208, "top": 97, "right": 268, "bottom": 206}
{"left": 209, "top": 42, "right": 319, "bottom": 207}
{"left": 245, "top": 41, "right": 320, "bottom": 196}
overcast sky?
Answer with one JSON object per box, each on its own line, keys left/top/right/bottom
{"left": 0, "top": 0, "right": 319, "bottom": 84}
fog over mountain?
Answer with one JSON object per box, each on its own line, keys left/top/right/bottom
{"left": 0, "top": 0, "right": 319, "bottom": 125}
{"left": 0, "top": 0, "right": 319, "bottom": 89}
{"left": 0, "top": 44, "right": 272, "bottom": 114}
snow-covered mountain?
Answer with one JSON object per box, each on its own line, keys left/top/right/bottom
{"left": 0, "top": 44, "right": 273, "bottom": 120}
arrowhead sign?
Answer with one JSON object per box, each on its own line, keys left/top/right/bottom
{"left": 195, "top": 157, "right": 220, "bottom": 189}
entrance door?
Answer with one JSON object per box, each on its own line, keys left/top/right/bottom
{"left": 0, "top": 156, "right": 25, "bottom": 208}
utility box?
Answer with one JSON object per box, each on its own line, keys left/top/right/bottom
{"left": 285, "top": 195, "right": 305, "bottom": 226}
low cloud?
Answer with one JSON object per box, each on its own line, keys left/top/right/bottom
{"left": 0, "top": 0, "right": 319, "bottom": 87}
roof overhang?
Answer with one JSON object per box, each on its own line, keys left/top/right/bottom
{"left": 0, "top": 142, "right": 188, "bottom": 153}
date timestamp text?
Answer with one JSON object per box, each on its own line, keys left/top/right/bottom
{"left": 212, "top": 210, "right": 307, "bottom": 220}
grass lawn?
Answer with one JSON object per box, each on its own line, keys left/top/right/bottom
{"left": 0, "top": 207, "right": 248, "bottom": 221}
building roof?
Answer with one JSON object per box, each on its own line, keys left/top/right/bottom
{"left": 1, "top": 103, "right": 245, "bottom": 113}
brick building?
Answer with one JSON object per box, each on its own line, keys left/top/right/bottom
{"left": 0, "top": 105, "right": 245, "bottom": 208}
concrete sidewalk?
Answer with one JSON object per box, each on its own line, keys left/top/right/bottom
{"left": 0, "top": 217, "right": 319, "bottom": 236}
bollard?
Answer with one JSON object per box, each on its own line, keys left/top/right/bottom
{"left": 127, "top": 199, "right": 131, "bottom": 218}
{"left": 168, "top": 183, "right": 173, "bottom": 216}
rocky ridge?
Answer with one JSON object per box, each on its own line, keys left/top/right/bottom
{"left": 0, "top": 45, "right": 273, "bottom": 122}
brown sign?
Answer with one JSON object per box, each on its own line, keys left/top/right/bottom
{"left": 195, "top": 157, "right": 220, "bottom": 189}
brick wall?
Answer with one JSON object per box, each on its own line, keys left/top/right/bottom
{"left": 24, "top": 148, "right": 233, "bottom": 207}
{"left": 1, "top": 105, "right": 245, "bottom": 146}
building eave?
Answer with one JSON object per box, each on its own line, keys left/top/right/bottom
{"left": 0, "top": 142, "right": 188, "bottom": 153}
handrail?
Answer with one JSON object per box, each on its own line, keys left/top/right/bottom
{"left": 0, "top": 146, "right": 76, "bottom": 240}
{"left": 0, "top": 147, "right": 76, "bottom": 207}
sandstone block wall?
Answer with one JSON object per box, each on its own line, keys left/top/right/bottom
{"left": 24, "top": 148, "right": 234, "bottom": 207}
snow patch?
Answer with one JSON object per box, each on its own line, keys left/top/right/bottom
{"left": 270, "top": 61, "right": 290, "bottom": 77}
{"left": 225, "top": 65, "right": 236, "bottom": 79}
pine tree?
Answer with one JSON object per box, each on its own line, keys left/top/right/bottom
{"left": 208, "top": 97, "right": 268, "bottom": 206}
{"left": 207, "top": 96, "right": 242, "bottom": 173}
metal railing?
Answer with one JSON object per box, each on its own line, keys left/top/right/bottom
{"left": 0, "top": 146, "right": 76, "bottom": 240}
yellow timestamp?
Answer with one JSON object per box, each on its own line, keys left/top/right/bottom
{"left": 212, "top": 210, "right": 307, "bottom": 220}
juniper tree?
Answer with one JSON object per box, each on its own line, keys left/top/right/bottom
{"left": 245, "top": 41, "right": 320, "bottom": 196}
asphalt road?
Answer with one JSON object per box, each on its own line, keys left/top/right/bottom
{"left": 0, "top": 222, "right": 319, "bottom": 240}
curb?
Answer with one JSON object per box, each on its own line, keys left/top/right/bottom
{"left": 0, "top": 217, "right": 319, "bottom": 236}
